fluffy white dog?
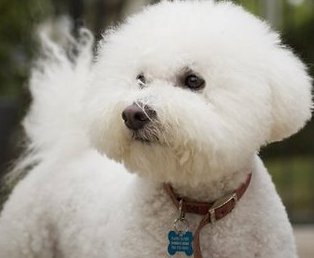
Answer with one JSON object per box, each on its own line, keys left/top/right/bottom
{"left": 0, "top": 1, "right": 312, "bottom": 258}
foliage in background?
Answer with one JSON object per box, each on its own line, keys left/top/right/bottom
{"left": 0, "top": 0, "right": 53, "bottom": 97}
{"left": 266, "top": 157, "right": 314, "bottom": 223}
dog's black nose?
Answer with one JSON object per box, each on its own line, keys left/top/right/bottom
{"left": 122, "top": 104, "right": 156, "bottom": 130}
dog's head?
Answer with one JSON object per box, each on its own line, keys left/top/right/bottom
{"left": 85, "top": 1, "right": 312, "bottom": 185}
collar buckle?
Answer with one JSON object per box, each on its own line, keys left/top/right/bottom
{"left": 208, "top": 192, "right": 238, "bottom": 223}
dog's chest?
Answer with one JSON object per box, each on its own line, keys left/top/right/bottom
{"left": 55, "top": 172, "right": 294, "bottom": 258}
{"left": 107, "top": 205, "right": 248, "bottom": 258}
{"left": 103, "top": 183, "right": 251, "bottom": 258}
{"left": 50, "top": 157, "right": 296, "bottom": 258}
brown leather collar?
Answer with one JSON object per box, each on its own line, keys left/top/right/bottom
{"left": 164, "top": 173, "right": 252, "bottom": 258}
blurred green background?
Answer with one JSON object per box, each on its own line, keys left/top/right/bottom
{"left": 0, "top": 0, "right": 313, "bottom": 225}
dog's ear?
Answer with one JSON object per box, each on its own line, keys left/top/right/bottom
{"left": 268, "top": 46, "right": 312, "bottom": 143}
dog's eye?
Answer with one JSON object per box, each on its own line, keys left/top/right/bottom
{"left": 136, "top": 74, "right": 146, "bottom": 88}
{"left": 184, "top": 74, "right": 205, "bottom": 90}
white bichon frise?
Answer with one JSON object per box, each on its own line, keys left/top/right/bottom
{"left": 0, "top": 1, "right": 312, "bottom": 258}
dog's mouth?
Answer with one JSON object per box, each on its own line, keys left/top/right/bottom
{"left": 131, "top": 128, "right": 160, "bottom": 144}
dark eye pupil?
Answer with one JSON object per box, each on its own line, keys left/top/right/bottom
{"left": 185, "top": 74, "right": 204, "bottom": 89}
{"left": 137, "top": 74, "right": 146, "bottom": 84}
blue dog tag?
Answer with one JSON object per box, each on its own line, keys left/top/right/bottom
{"left": 167, "top": 230, "right": 193, "bottom": 256}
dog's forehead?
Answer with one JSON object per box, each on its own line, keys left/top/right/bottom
{"left": 100, "top": 1, "right": 278, "bottom": 74}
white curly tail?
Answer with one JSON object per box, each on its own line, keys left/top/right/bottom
{"left": 6, "top": 20, "right": 94, "bottom": 185}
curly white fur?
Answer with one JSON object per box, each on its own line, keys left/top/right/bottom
{"left": 0, "top": 1, "right": 312, "bottom": 258}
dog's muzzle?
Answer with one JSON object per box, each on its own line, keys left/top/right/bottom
{"left": 122, "top": 103, "right": 157, "bottom": 131}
